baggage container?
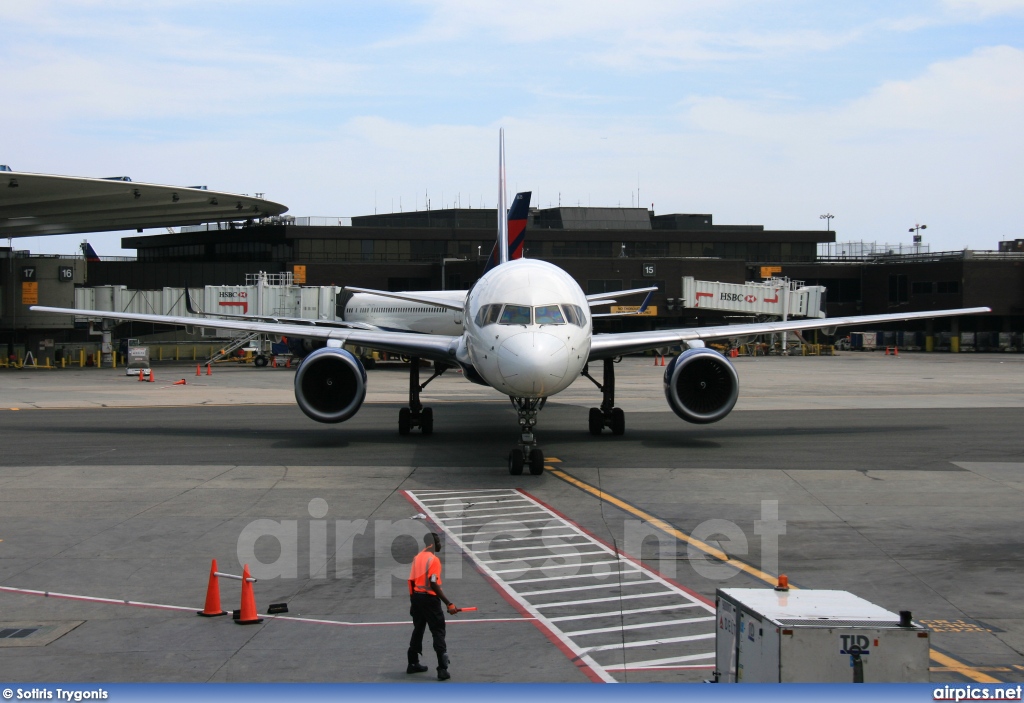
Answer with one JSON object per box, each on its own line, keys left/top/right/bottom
{"left": 715, "top": 588, "right": 929, "bottom": 683}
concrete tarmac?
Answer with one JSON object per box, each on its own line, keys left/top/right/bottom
{"left": 0, "top": 353, "right": 1022, "bottom": 683}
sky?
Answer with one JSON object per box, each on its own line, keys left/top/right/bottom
{"left": 2, "top": 0, "right": 1023, "bottom": 256}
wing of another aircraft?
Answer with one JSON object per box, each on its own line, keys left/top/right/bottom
{"left": 30, "top": 306, "right": 460, "bottom": 362}
{"left": 588, "top": 306, "right": 991, "bottom": 359}
{"left": 586, "top": 286, "right": 658, "bottom": 306}
{"left": 341, "top": 288, "right": 465, "bottom": 311}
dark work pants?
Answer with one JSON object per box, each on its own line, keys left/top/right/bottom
{"left": 408, "top": 593, "right": 447, "bottom": 668}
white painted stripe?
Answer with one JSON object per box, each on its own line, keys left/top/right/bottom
{"left": 491, "top": 560, "right": 628, "bottom": 576}
{"left": 474, "top": 542, "right": 593, "bottom": 555}
{"left": 446, "top": 510, "right": 549, "bottom": 520}
{"left": 531, "top": 591, "right": 679, "bottom": 609}
{"left": 449, "top": 517, "right": 555, "bottom": 528}
{"left": 481, "top": 550, "right": 610, "bottom": 564}
{"left": 548, "top": 602, "right": 703, "bottom": 622}
{"left": 442, "top": 504, "right": 537, "bottom": 515}
{"left": 604, "top": 652, "right": 716, "bottom": 669}
{"left": 585, "top": 632, "right": 715, "bottom": 652}
{"left": 519, "top": 580, "right": 656, "bottom": 597}
{"left": 504, "top": 567, "right": 640, "bottom": 584}
{"left": 480, "top": 531, "right": 578, "bottom": 542}
{"left": 564, "top": 615, "right": 716, "bottom": 637}
{"left": 414, "top": 490, "right": 517, "bottom": 498}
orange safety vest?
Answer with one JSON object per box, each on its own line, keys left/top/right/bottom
{"left": 408, "top": 549, "right": 442, "bottom": 596}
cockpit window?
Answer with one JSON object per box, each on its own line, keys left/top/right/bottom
{"left": 475, "top": 303, "right": 503, "bottom": 327}
{"left": 562, "top": 304, "right": 586, "bottom": 327}
{"left": 499, "top": 304, "right": 531, "bottom": 325}
{"left": 535, "top": 305, "right": 565, "bottom": 325}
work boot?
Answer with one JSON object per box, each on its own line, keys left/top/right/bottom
{"left": 437, "top": 653, "right": 450, "bottom": 680}
{"left": 407, "top": 650, "right": 428, "bottom": 674}
{"left": 437, "top": 668, "right": 450, "bottom": 681}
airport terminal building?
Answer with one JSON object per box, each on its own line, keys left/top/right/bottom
{"left": 3, "top": 205, "right": 1023, "bottom": 352}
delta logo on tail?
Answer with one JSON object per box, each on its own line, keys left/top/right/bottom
{"left": 483, "top": 191, "right": 531, "bottom": 273}
{"left": 81, "top": 242, "right": 101, "bottom": 262}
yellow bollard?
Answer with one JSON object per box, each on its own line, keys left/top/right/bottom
{"left": 159, "top": 346, "right": 163, "bottom": 361}
{"left": 175, "top": 346, "right": 180, "bottom": 361}
{"left": 112, "top": 353, "right": 117, "bottom": 369}
{"left": 62, "top": 356, "right": 66, "bottom": 369}
{"left": 192, "top": 346, "right": 196, "bottom": 361}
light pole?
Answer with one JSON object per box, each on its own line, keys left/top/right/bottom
{"left": 909, "top": 224, "right": 926, "bottom": 253}
{"left": 820, "top": 213, "right": 834, "bottom": 231}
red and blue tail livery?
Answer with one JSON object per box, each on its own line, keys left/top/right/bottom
{"left": 484, "top": 191, "right": 531, "bottom": 273}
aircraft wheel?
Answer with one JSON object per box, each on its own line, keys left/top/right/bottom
{"left": 610, "top": 407, "right": 625, "bottom": 436}
{"left": 508, "top": 448, "right": 525, "bottom": 476}
{"left": 421, "top": 407, "right": 434, "bottom": 435}
{"left": 254, "top": 355, "right": 269, "bottom": 368}
{"left": 588, "top": 408, "right": 603, "bottom": 435}
{"left": 528, "top": 447, "right": 545, "bottom": 475}
{"left": 398, "top": 407, "right": 411, "bottom": 435}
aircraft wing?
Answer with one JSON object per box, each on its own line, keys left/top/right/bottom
{"left": 586, "top": 286, "right": 658, "bottom": 306}
{"left": 588, "top": 307, "right": 991, "bottom": 359}
{"left": 342, "top": 287, "right": 464, "bottom": 311}
{"left": 30, "top": 306, "right": 460, "bottom": 362}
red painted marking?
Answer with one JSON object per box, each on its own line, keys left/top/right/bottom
{"left": 694, "top": 292, "right": 713, "bottom": 308}
{"left": 219, "top": 301, "right": 248, "bottom": 314}
{"left": 0, "top": 585, "right": 527, "bottom": 627}
{"left": 763, "top": 289, "right": 780, "bottom": 304}
{"left": 401, "top": 490, "right": 607, "bottom": 683}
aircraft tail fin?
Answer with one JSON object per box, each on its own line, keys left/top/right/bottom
{"left": 81, "top": 241, "right": 100, "bottom": 262}
{"left": 483, "top": 191, "right": 531, "bottom": 273}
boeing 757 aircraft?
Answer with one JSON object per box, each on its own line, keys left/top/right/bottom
{"left": 33, "top": 131, "right": 990, "bottom": 475}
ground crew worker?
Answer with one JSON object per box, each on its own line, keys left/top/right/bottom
{"left": 407, "top": 532, "right": 461, "bottom": 680}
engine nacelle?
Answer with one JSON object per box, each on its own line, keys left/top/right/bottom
{"left": 294, "top": 347, "right": 367, "bottom": 423}
{"left": 663, "top": 348, "right": 739, "bottom": 424}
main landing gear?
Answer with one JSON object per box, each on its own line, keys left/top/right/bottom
{"left": 398, "top": 357, "right": 446, "bottom": 436}
{"left": 508, "top": 397, "right": 546, "bottom": 476}
{"left": 582, "top": 358, "right": 626, "bottom": 436}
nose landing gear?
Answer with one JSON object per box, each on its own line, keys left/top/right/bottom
{"left": 582, "top": 358, "right": 625, "bottom": 436}
{"left": 508, "top": 397, "right": 546, "bottom": 476}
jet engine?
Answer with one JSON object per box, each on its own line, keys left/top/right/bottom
{"left": 663, "top": 348, "right": 739, "bottom": 424}
{"left": 293, "top": 347, "right": 367, "bottom": 423}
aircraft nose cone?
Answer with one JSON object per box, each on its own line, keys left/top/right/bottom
{"left": 498, "top": 332, "right": 569, "bottom": 396}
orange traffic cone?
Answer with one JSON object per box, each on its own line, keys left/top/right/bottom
{"left": 272, "top": 357, "right": 277, "bottom": 368}
{"left": 206, "top": 364, "right": 212, "bottom": 376}
{"left": 285, "top": 358, "right": 290, "bottom": 368}
{"left": 174, "top": 379, "right": 186, "bottom": 386}
{"left": 138, "top": 370, "right": 144, "bottom": 381}
{"left": 197, "top": 559, "right": 227, "bottom": 617}
{"left": 149, "top": 370, "right": 155, "bottom": 383}
{"left": 235, "top": 564, "right": 262, "bottom": 625}
{"left": 196, "top": 364, "right": 201, "bottom": 376}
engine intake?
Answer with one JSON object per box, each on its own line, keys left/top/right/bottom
{"left": 294, "top": 347, "right": 367, "bottom": 423}
{"left": 663, "top": 348, "right": 739, "bottom": 424}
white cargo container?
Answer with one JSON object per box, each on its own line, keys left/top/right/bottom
{"left": 715, "top": 588, "right": 929, "bottom": 683}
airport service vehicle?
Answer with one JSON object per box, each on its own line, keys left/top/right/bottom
{"left": 33, "top": 131, "right": 990, "bottom": 475}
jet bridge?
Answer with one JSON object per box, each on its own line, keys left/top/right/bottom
{"left": 679, "top": 276, "right": 826, "bottom": 319}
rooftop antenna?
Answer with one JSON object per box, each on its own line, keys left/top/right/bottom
{"left": 498, "top": 128, "right": 509, "bottom": 263}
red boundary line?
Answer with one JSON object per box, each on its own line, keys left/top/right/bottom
{"left": 0, "top": 586, "right": 531, "bottom": 627}
{"left": 519, "top": 487, "right": 715, "bottom": 608}
{"left": 401, "top": 489, "right": 607, "bottom": 684}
